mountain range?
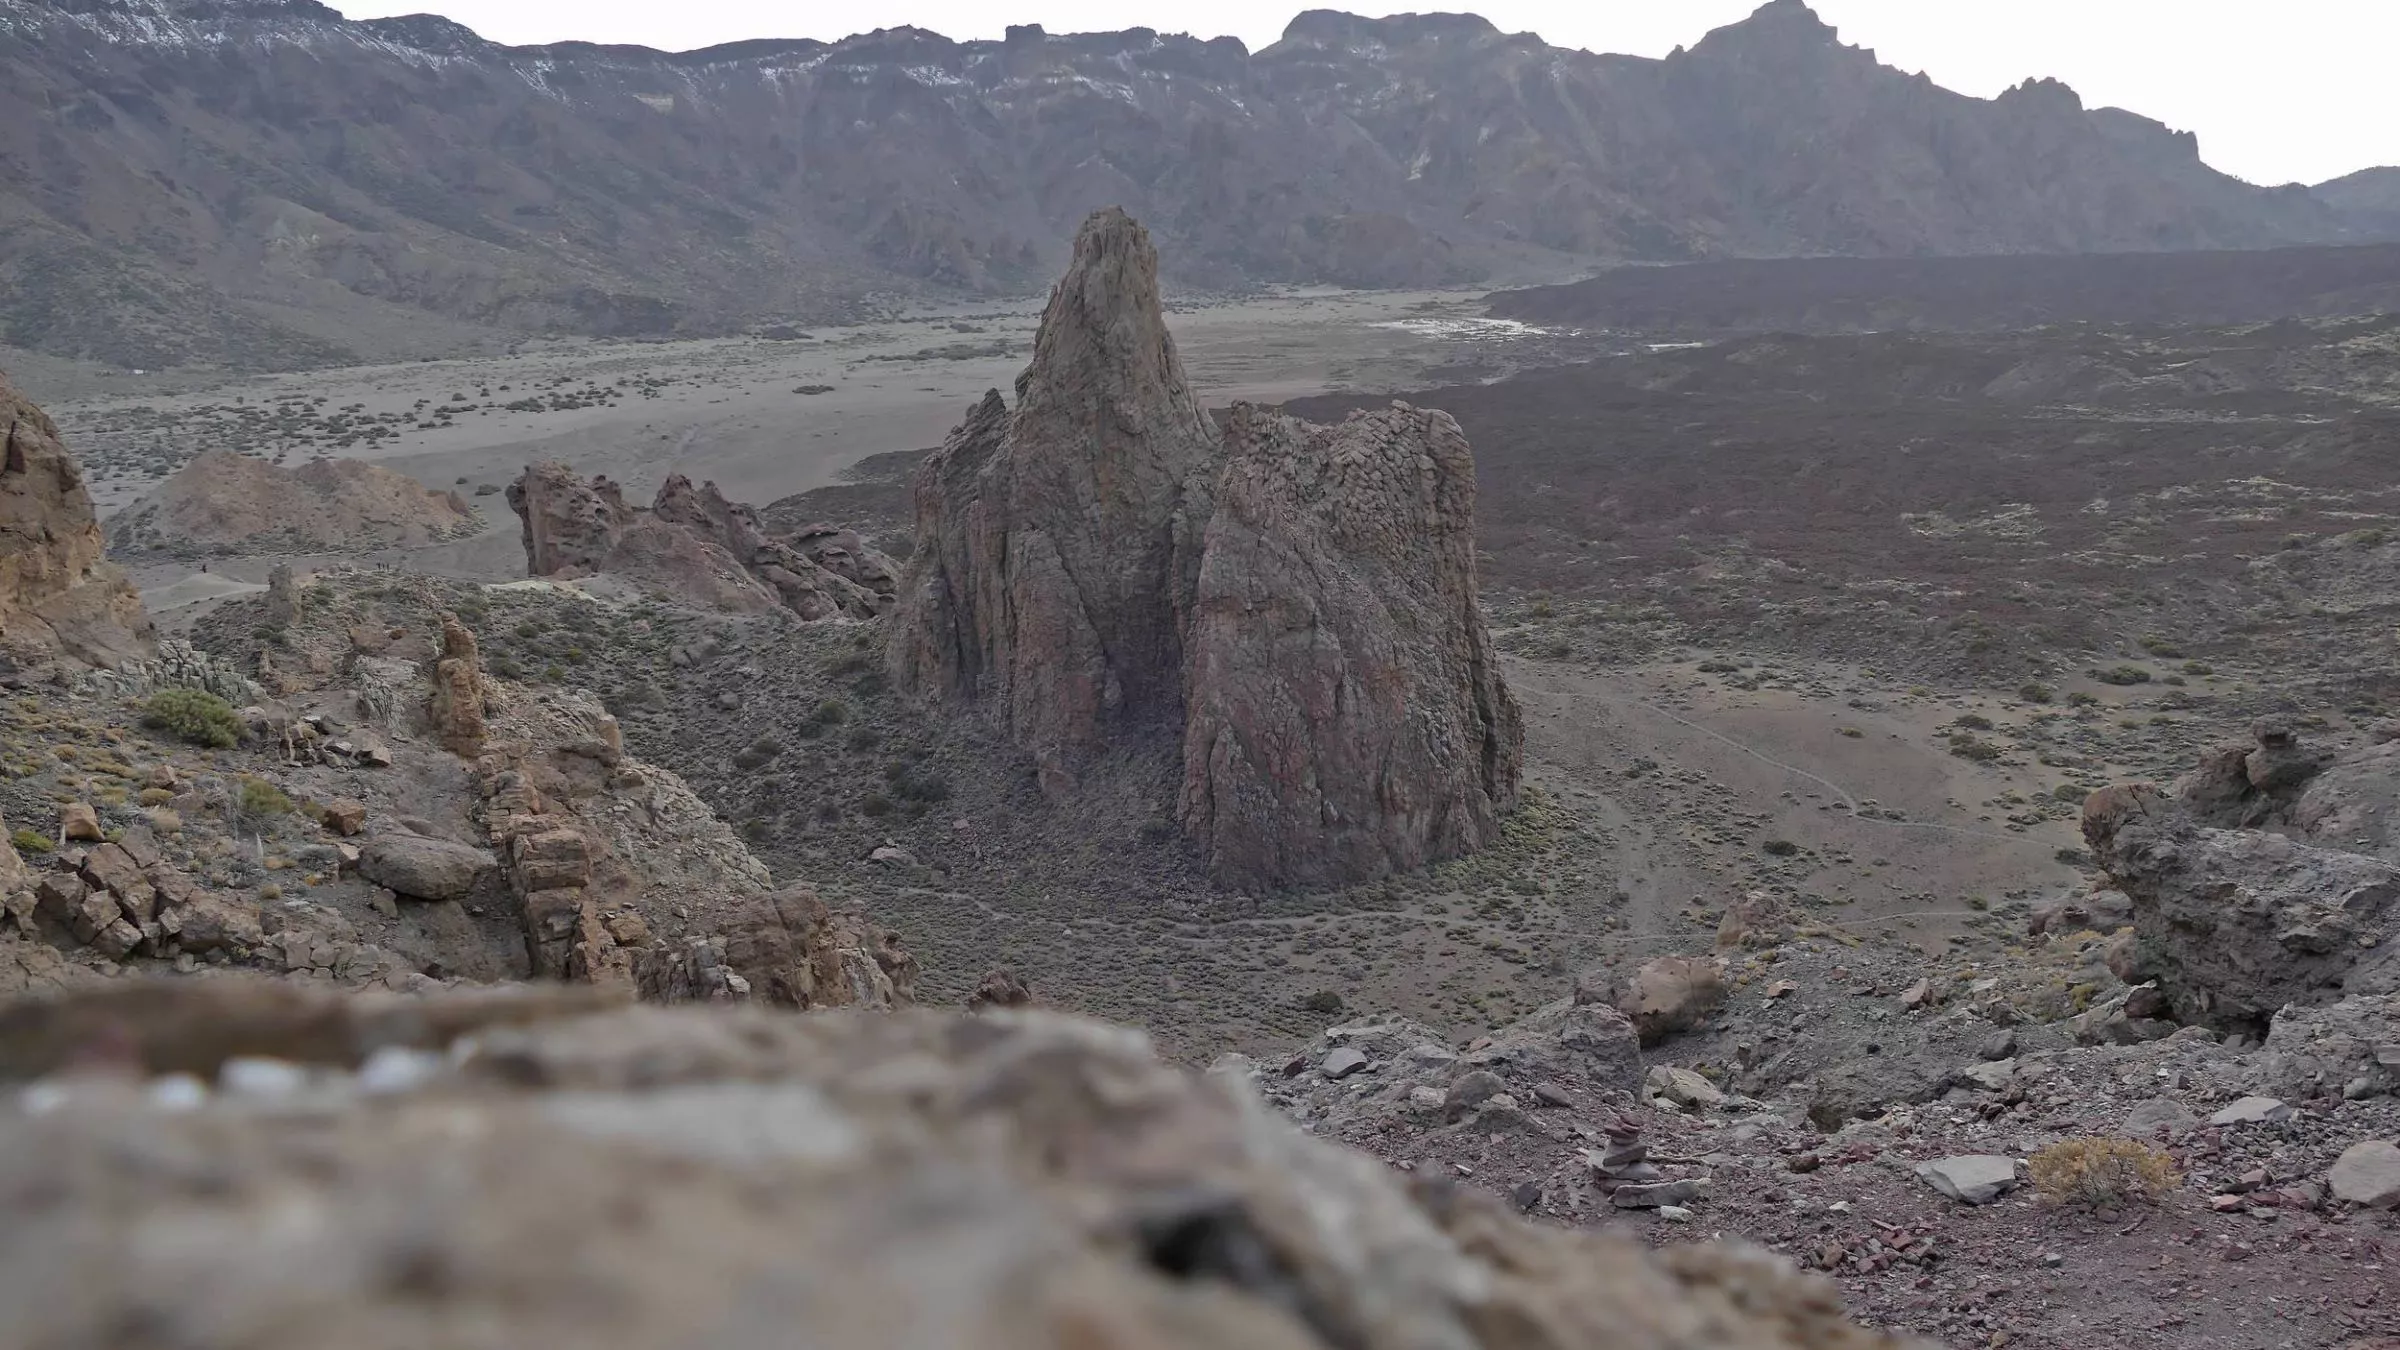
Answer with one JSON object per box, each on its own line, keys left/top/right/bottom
{"left": 2, "top": 0, "right": 2393, "bottom": 368}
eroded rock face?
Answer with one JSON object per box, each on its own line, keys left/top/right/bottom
{"left": 426, "top": 611, "right": 489, "bottom": 756}
{"left": 506, "top": 461, "right": 634, "bottom": 577}
{"left": 0, "top": 370, "right": 152, "bottom": 667}
{"left": 1178, "top": 403, "right": 1523, "bottom": 889}
{"left": 2083, "top": 783, "right": 2400, "bottom": 1032}
{"left": 508, "top": 464, "right": 884, "bottom": 620}
{"left": 0, "top": 981, "right": 1922, "bottom": 1350}
{"left": 889, "top": 207, "right": 1220, "bottom": 752}
{"left": 892, "top": 210, "right": 1523, "bottom": 891}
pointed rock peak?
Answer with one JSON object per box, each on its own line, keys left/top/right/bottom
{"left": 1013, "top": 208, "right": 1206, "bottom": 441}
{"left": 1690, "top": 0, "right": 1841, "bottom": 58}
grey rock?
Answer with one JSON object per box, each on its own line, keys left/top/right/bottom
{"left": 2122, "top": 1097, "right": 2200, "bottom": 1139}
{"left": 1320, "top": 1047, "right": 1370, "bottom": 1080}
{"left": 1610, "top": 1178, "right": 1707, "bottom": 1209}
{"left": 1915, "top": 1155, "right": 2020, "bottom": 1205}
{"left": 2327, "top": 1140, "right": 2400, "bottom": 1208}
{"left": 2208, "top": 1096, "right": 2295, "bottom": 1126}
{"left": 1443, "top": 1069, "right": 1507, "bottom": 1122}
{"left": 357, "top": 834, "right": 496, "bottom": 901}
{"left": 1977, "top": 1029, "right": 2018, "bottom": 1061}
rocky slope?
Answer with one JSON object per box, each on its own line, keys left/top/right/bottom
{"left": 0, "top": 368, "right": 150, "bottom": 667}
{"left": 105, "top": 449, "right": 478, "bottom": 557}
{"left": 895, "top": 209, "right": 1520, "bottom": 889}
{"left": 2, "top": 0, "right": 2394, "bottom": 367}
{"left": 509, "top": 463, "right": 893, "bottom": 620}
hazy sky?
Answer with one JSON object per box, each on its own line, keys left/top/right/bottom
{"left": 336, "top": 1, "right": 2398, "bottom": 186}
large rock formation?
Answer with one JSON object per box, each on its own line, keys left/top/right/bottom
{"left": 106, "top": 449, "right": 477, "bottom": 557}
{"left": 2083, "top": 782, "right": 2400, "bottom": 1034}
{"left": 890, "top": 207, "right": 1219, "bottom": 751}
{"left": 0, "top": 979, "right": 1924, "bottom": 1350}
{"left": 893, "top": 210, "right": 1522, "bottom": 890}
{"left": 0, "top": 370, "right": 152, "bottom": 667}
{"left": 1178, "top": 403, "right": 1523, "bottom": 888}
{"left": 507, "top": 464, "right": 892, "bottom": 620}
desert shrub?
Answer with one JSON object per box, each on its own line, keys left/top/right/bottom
{"left": 142, "top": 688, "right": 242, "bottom": 748}
{"left": 2029, "top": 1137, "right": 2179, "bottom": 1208}
{"left": 1947, "top": 733, "right": 2003, "bottom": 762}
{"left": 1301, "top": 990, "right": 1345, "bottom": 1016}
{"left": 2138, "top": 635, "right": 2186, "bottom": 658}
{"left": 1956, "top": 713, "right": 1994, "bottom": 730}
{"left": 10, "top": 828, "right": 51, "bottom": 854}
{"left": 2182, "top": 662, "right": 2215, "bottom": 677}
{"left": 859, "top": 792, "right": 894, "bottom": 818}
{"left": 2065, "top": 691, "right": 2101, "bottom": 707}
{"left": 2017, "top": 682, "right": 2054, "bottom": 703}
{"left": 2091, "top": 665, "right": 2152, "bottom": 686}
{"left": 235, "top": 777, "right": 292, "bottom": 826}
{"left": 2050, "top": 783, "right": 2085, "bottom": 803}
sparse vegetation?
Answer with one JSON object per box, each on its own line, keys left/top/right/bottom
{"left": 142, "top": 688, "right": 243, "bottom": 748}
{"left": 2028, "top": 1137, "right": 2179, "bottom": 1208}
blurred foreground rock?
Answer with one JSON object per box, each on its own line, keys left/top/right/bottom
{"left": 0, "top": 979, "right": 1922, "bottom": 1350}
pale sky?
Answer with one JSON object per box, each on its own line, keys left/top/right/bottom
{"left": 335, "top": 0, "right": 2399, "bottom": 186}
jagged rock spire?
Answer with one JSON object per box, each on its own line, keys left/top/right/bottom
{"left": 888, "top": 207, "right": 1220, "bottom": 751}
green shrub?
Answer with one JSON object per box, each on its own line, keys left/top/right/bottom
{"left": 10, "top": 828, "right": 51, "bottom": 854}
{"left": 2090, "top": 665, "right": 2152, "bottom": 686}
{"left": 1955, "top": 713, "right": 1994, "bottom": 730}
{"left": 142, "top": 688, "right": 242, "bottom": 748}
{"left": 1948, "top": 733, "right": 2003, "bottom": 762}
{"left": 2017, "top": 682, "right": 2054, "bottom": 703}
{"left": 235, "top": 777, "right": 292, "bottom": 825}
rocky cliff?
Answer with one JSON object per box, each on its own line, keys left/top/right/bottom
{"left": 1, "top": 0, "right": 2390, "bottom": 368}
{"left": 1179, "top": 403, "right": 1522, "bottom": 888}
{"left": 895, "top": 210, "right": 1520, "bottom": 889}
{"left": 0, "top": 369, "right": 150, "bottom": 667}
{"left": 890, "top": 208, "right": 1219, "bottom": 751}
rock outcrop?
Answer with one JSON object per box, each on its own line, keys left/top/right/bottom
{"left": 890, "top": 207, "right": 1220, "bottom": 752}
{"left": 2083, "top": 782, "right": 2400, "bottom": 1033}
{"left": 892, "top": 210, "right": 1522, "bottom": 890}
{"left": 0, "top": 979, "right": 1922, "bottom": 1350}
{"left": 508, "top": 464, "right": 890, "bottom": 620}
{"left": 1178, "top": 403, "right": 1523, "bottom": 888}
{"left": 0, "top": 370, "right": 152, "bottom": 667}
{"left": 425, "top": 610, "right": 489, "bottom": 756}
{"left": 106, "top": 449, "right": 477, "bottom": 556}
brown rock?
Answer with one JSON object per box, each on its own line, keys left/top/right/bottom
{"left": 967, "top": 966, "right": 1034, "bottom": 1012}
{"left": 0, "top": 371, "right": 152, "bottom": 668}
{"left": 426, "top": 611, "right": 488, "bottom": 757}
{"left": 888, "top": 207, "right": 1220, "bottom": 752}
{"left": 1177, "top": 402, "right": 1523, "bottom": 890}
{"left": 1616, "top": 955, "right": 1729, "bottom": 1047}
{"left": 58, "top": 802, "right": 101, "bottom": 842}
{"left": 506, "top": 461, "right": 633, "bottom": 577}
{"left": 321, "top": 799, "right": 367, "bottom": 836}
{"left": 109, "top": 452, "right": 476, "bottom": 557}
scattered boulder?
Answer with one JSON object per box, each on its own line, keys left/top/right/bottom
{"left": 1914, "top": 1155, "right": 2020, "bottom": 1205}
{"left": 1647, "top": 1064, "right": 1728, "bottom": 1110}
{"left": 2328, "top": 1140, "right": 2400, "bottom": 1208}
{"left": 1616, "top": 955, "right": 1729, "bottom": 1046}
{"left": 1176, "top": 402, "right": 1523, "bottom": 889}
{"left": 0, "top": 370, "right": 153, "bottom": 668}
{"left": 2209, "top": 1096, "right": 2295, "bottom": 1126}
{"left": 966, "top": 966, "right": 1034, "bottom": 1012}
{"left": 357, "top": 833, "right": 496, "bottom": 901}
{"left": 2123, "top": 1097, "right": 2200, "bottom": 1139}
{"left": 320, "top": 799, "right": 367, "bottom": 836}
{"left": 506, "top": 461, "right": 632, "bottom": 576}
{"left": 2083, "top": 783, "right": 2399, "bottom": 1032}
{"left": 57, "top": 802, "right": 101, "bottom": 842}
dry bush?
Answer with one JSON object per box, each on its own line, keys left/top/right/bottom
{"left": 2028, "top": 1137, "right": 2180, "bottom": 1208}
